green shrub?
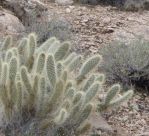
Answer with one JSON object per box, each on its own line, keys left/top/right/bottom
{"left": 99, "top": 38, "right": 149, "bottom": 92}
{"left": 0, "top": 34, "right": 133, "bottom": 135}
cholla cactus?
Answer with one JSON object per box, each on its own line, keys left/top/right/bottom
{"left": 98, "top": 84, "right": 134, "bottom": 112}
{"left": 0, "top": 34, "right": 133, "bottom": 135}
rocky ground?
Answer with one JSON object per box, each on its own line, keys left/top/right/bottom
{"left": 46, "top": 3, "right": 149, "bottom": 53}
{"left": 46, "top": 3, "right": 149, "bottom": 136}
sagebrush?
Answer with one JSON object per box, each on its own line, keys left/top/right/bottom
{"left": 76, "top": 0, "right": 149, "bottom": 11}
{"left": 0, "top": 34, "right": 133, "bottom": 135}
{"left": 100, "top": 38, "right": 149, "bottom": 92}
{"left": 26, "top": 16, "right": 73, "bottom": 43}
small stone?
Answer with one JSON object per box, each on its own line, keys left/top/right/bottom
{"left": 69, "top": 6, "right": 75, "bottom": 9}
{"left": 82, "top": 19, "right": 89, "bottom": 23}
{"left": 55, "top": 0, "right": 73, "bottom": 5}
{"left": 103, "top": 17, "right": 111, "bottom": 24}
{"left": 66, "top": 8, "right": 71, "bottom": 13}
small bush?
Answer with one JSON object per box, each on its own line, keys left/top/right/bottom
{"left": 77, "top": 0, "right": 149, "bottom": 11}
{"left": 99, "top": 38, "right": 149, "bottom": 92}
{"left": 98, "top": 0, "right": 126, "bottom": 6}
{"left": 25, "top": 16, "right": 73, "bottom": 43}
{"left": 75, "top": 0, "right": 126, "bottom": 6}
{"left": 124, "top": 0, "right": 149, "bottom": 11}
{"left": 77, "top": 0, "right": 98, "bottom": 5}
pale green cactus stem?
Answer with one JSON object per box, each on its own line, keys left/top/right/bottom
{"left": 36, "top": 77, "right": 46, "bottom": 116}
{"left": 0, "top": 84, "right": 8, "bottom": 107}
{"left": 36, "top": 37, "right": 56, "bottom": 53}
{"left": 56, "top": 62, "right": 63, "bottom": 77}
{"left": 7, "top": 57, "right": 18, "bottom": 108}
{"left": 104, "top": 84, "right": 120, "bottom": 105}
{"left": 5, "top": 49, "right": 13, "bottom": 62}
{"left": 54, "top": 41, "right": 70, "bottom": 61}
{"left": 21, "top": 66, "right": 32, "bottom": 95}
{"left": 61, "top": 70, "right": 68, "bottom": 82}
{"left": 72, "top": 92, "right": 84, "bottom": 105}
{"left": 84, "top": 82, "right": 100, "bottom": 104}
{"left": 1, "top": 35, "right": 12, "bottom": 51}
{"left": 95, "top": 74, "right": 105, "bottom": 84}
{"left": 48, "top": 80, "right": 64, "bottom": 112}
{"left": 21, "top": 66, "right": 38, "bottom": 110}
{"left": 46, "top": 55, "right": 57, "bottom": 88}
{"left": 98, "top": 85, "right": 134, "bottom": 112}
{"left": 48, "top": 40, "right": 60, "bottom": 54}
{"left": 109, "top": 90, "right": 134, "bottom": 107}
{"left": 66, "top": 99, "right": 83, "bottom": 123}
{"left": 16, "top": 81, "right": 23, "bottom": 112}
{"left": 62, "top": 100, "right": 71, "bottom": 111}
{"left": 1, "top": 63, "right": 8, "bottom": 85}
{"left": 35, "top": 53, "right": 45, "bottom": 74}
{"left": 54, "top": 108, "right": 67, "bottom": 125}
{"left": 18, "top": 38, "right": 28, "bottom": 66}
{"left": 75, "top": 103, "right": 92, "bottom": 128}
{"left": 67, "top": 55, "right": 82, "bottom": 72}
{"left": 15, "top": 72, "right": 21, "bottom": 81}
{"left": 28, "top": 33, "right": 36, "bottom": 59}
{"left": 83, "top": 75, "right": 95, "bottom": 92}
{"left": 63, "top": 52, "right": 77, "bottom": 66}
{"left": 32, "top": 75, "right": 39, "bottom": 95}
{"left": 0, "top": 73, "right": 8, "bottom": 108}
{"left": 77, "top": 55, "right": 102, "bottom": 82}
{"left": 25, "top": 34, "right": 37, "bottom": 70}
{"left": 65, "top": 87, "right": 75, "bottom": 99}
{"left": 64, "top": 81, "right": 73, "bottom": 94}
{"left": 18, "top": 38, "right": 28, "bottom": 56}
{"left": 28, "top": 75, "right": 39, "bottom": 110}
{"left": 1, "top": 61, "right": 18, "bottom": 121}
{"left": 9, "top": 57, "right": 18, "bottom": 80}
{"left": 0, "top": 59, "right": 2, "bottom": 78}
{"left": 11, "top": 47, "right": 19, "bottom": 57}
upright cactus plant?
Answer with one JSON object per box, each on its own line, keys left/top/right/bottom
{"left": 0, "top": 34, "right": 133, "bottom": 135}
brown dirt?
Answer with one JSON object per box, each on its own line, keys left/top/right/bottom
{"left": 47, "top": 3, "right": 149, "bottom": 53}
{"left": 46, "top": 3, "right": 149, "bottom": 136}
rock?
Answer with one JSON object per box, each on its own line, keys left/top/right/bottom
{"left": 101, "top": 28, "right": 114, "bottom": 34}
{"left": 1, "top": 0, "right": 48, "bottom": 26}
{"left": 66, "top": 8, "right": 71, "bottom": 13}
{"left": 0, "top": 9, "right": 25, "bottom": 39}
{"left": 69, "top": 5, "right": 75, "bottom": 9}
{"left": 55, "top": 0, "right": 73, "bottom": 5}
{"left": 103, "top": 17, "right": 111, "bottom": 24}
